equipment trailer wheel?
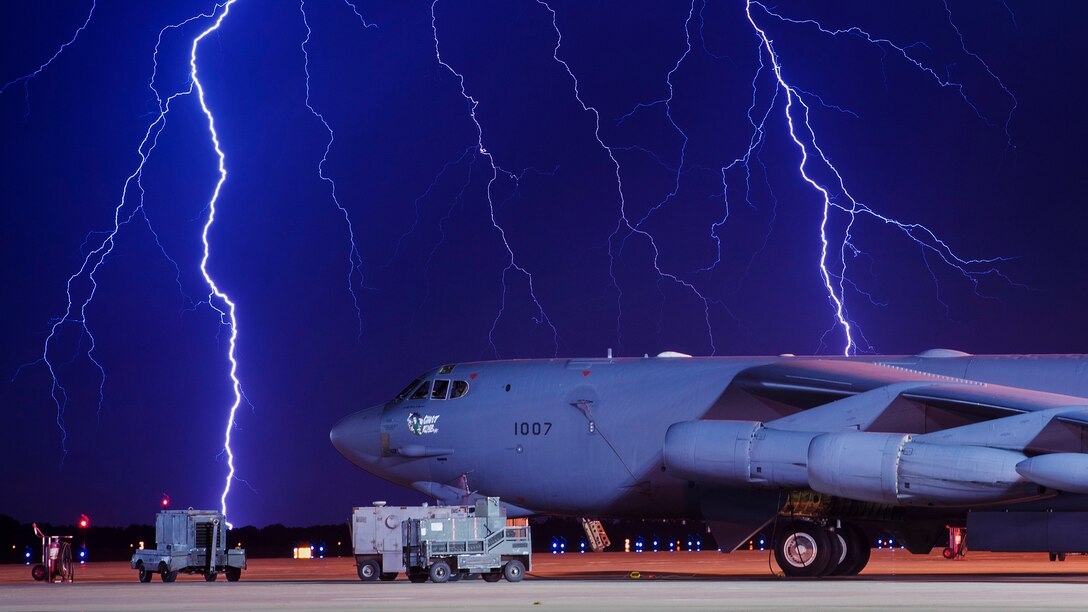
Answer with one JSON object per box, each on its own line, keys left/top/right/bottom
{"left": 204, "top": 572, "right": 218, "bottom": 582}
{"left": 161, "top": 570, "right": 177, "bottom": 583}
{"left": 137, "top": 563, "right": 153, "bottom": 583}
{"left": 379, "top": 572, "right": 397, "bottom": 581}
{"left": 407, "top": 570, "right": 428, "bottom": 583}
{"left": 357, "top": 559, "right": 380, "bottom": 581}
{"left": 774, "top": 521, "right": 833, "bottom": 577}
{"left": 503, "top": 559, "right": 525, "bottom": 582}
{"left": 429, "top": 561, "right": 451, "bottom": 583}
{"left": 224, "top": 567, "right": 241, "bottom": 582}
{"left": 481, "top": 571, "right": 502, "bottom": 583}
{"left": 31, "top": 564, "right": 47, "bottom": 582}
{"left": 58, "top": 544, "right": 74, "bottom": 582}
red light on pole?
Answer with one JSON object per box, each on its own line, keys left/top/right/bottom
{"left": 161, "top": 493, "right": 170, "bottom": 508}
{"left": 78, "top": 514, "right": 89, "bottom": 529}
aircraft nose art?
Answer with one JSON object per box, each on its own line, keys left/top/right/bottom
{"left": 330, "top": 406, "right": 382, "bottom": 467}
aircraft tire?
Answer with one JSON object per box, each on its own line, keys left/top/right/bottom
{"left": 774, "top": 521, "right": 833, "bottom": 577}
{"left": 503, "top": 559, "right": 525, "bottom": 582}
{"left": 825, "top": 528, "right": 850, "bottom": 576}
{"left": 357, "top": 559, "right": 380, "bottom": 581}
{"left": 428, "top": 561, "right": 451, "bottom": 584}
{"left": 837, "top": 523, "right": 871, "bottom": 576}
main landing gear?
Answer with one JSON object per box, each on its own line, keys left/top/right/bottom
{"left": 773, "top": 520, "right": 871, "bottom": 577}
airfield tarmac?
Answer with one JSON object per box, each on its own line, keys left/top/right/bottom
{"left": 3, "top": 550, "right": 1087, "bottom": 610}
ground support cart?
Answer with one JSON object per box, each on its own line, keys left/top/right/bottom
{"left": 130, "top": 509, "right": 246, "bottom": 583}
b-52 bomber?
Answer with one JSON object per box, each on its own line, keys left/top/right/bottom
{"left": 332, "top": 350, "right": 1088, "bottom": 576}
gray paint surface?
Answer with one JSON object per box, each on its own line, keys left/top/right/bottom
{"left": 331, "top": 353, "right": 1088, "bottom": 551}
{"left": 4, "top": 579, "right": 1088, "bottom": 611}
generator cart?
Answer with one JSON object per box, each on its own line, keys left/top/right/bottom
{"left": 130, "top": 509, "right": 246, "bottom": 583}
{"left": 351, "top": 501, "right": 473, "bottom": 581}
{"left": 403, "top": 497, "right": 531, "bottom": 583}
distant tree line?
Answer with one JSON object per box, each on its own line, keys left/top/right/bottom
{"left": 2, "top": 514, "right": 729, "bottom": 563}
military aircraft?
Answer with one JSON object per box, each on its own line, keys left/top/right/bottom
{"left": 331, "top": 350, "right": 1088, "bottom": 576}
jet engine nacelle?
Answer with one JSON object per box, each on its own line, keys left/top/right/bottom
{"left": 662, "top": 420, "right": 813, "bottom": 489}
{"left": 807, "top": 432, "right": 1044, "bottom": 507}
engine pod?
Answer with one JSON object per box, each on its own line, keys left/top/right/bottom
{"left": 808, "top": 432, "right": 1041, "bottom": 507}
{"left": 662, "top": 420, "right": 812, "bottom": 489}
{"left": 806, "top": 432, "right": 906, "bottom": 505}
{"left": 1016, "top": 453, "right": 1088, "bottom": 494}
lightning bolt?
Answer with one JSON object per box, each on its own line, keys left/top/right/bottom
{"left": 535, "top": 0, "right": 720, "bottom": 355}
{"left": 11, "top": 2, "right": 1024, "bottom": 526}
{"left": 11, "top": 3, "right": 217, "bottom": 458}
{"left": 1, "top": 1, "right": 96, "bottom": 116}
{"left": 189, "top": 0, "right": 243, "bottom": 527}
{"left": 299, "top": 0, "right": 376, "bottom": 339}
{"left": 753, "top": 1, "right": 1017, "bottom": 148}
{"left": 740, "top": 0, "right": 1016, "bottom": 354}
{"left": 533, "top": 1, "right": 1015, "bottom": 356}
{"left": 431, "top": 0, "right": 560, "bottom": 357}
{"left": 13, "top": 1, "right": 246, "bottom": 524}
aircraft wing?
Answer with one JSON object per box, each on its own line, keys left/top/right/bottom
{"left": 668, "top": 359, "right": 1088, "bottom": 525}
{"left": 734, "top": 359, "right": 1088, "bottom": 437}
{"left": 678, "top": 359, "right": 1088, "bottom": 553}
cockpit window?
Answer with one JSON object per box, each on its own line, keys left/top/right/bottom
{"left": 450, "top": 380, "right": 469, "bottom": 399}
{"left": 397, "top": 376, "right": 467, "bottom": 402}
{"left": 431, "top": 379, "right": 450, "bottom": 400}
{"left": 395, "top": 378, "right": 423, "bottom": 401}
{"left": 409, "top": 380, "right": 432, "bottom": 401}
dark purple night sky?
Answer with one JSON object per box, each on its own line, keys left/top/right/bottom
{"left": 3, "top": 1, "right": 1087, "bottom": 527}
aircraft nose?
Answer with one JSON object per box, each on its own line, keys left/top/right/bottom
{"left": 330, "top": 405, "right": 383, "bottom": 467}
